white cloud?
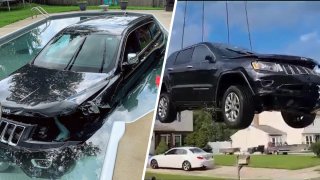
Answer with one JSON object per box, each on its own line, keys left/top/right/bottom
{"left": 300, "top": 32, "right": 318, "bottom": 42}
{"left": 283, "top": 31, "right": 320, "bottom": 61}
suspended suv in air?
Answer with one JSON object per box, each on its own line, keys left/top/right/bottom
{"left": 158, "top": 42, "right": 320, "bottom": 129}
{"left": 0, "top": 13, "right": 166, "bottom": 178}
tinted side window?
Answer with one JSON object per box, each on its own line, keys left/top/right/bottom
{"left": 136, "top": 24, "right": 152, "bottom": 50}
{"left": 192, "top": 45, "right": 212, "bottom": 62}
{"left": 175, "top": 48, "right": 194, "bottom": 65}
{"left": 176, "top": 149, "right": 187, "bottom": 155}
{"left": 166, "top": 149, "right": 177, "bottom": 155}
{"left": 149, "top": 22, "right": 160, "bottom": 38}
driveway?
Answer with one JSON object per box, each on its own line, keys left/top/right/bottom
{"left": 147, "top": 165, "right": 320, "bottom": 180}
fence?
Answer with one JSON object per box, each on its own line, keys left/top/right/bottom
{"left": 36, "top": 0, "right": 164, "bottom": 6}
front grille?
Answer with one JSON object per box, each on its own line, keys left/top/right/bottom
{"left": 0, "top": 120, "right": 25, "bottom": 146}
{"left": 281, "top": 64, "right": 316, "bottom": 75}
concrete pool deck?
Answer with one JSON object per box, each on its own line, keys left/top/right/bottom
{"left": 0, "top": 9, "right": 172, "bottom": 38}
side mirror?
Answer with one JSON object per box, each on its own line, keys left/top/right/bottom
{"left": 205, "top": 55, "right": 215, "bottom": 63}
{"left": 127, "top": 53, "right": 138, "bottom": 65}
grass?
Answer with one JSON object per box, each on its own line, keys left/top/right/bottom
{"left": 214, "top": 154, "right": 320, "bottom": 170}
{"left": 0, "top": 3, "right": 163, "bottom": 28}
{"left": 145, "top": 172, "right": 225, "bottom": 180}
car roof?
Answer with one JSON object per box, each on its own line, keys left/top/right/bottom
{"left": 64, "top": 12, "right": 153, "bottom": 35}
{"left": 171, "top": 147, "right": 199, "bottom": 150}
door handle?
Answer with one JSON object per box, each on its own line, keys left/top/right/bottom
{"left": 186, "top": 65, "right": 193, "bottom": 68}
{"left": 168, "top": 68, "right": 174, "bottom": 71}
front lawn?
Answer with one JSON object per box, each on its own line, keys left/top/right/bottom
{"left": 214, "top": 154, "right": 320, "bottom": 170}
{"left": 0, "top": 3, "right": 162, "bottom": 28}
{"left": 145, "top": 172, "right": 225, "bottom": 180}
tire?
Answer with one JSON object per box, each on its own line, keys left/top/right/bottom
{"left": 182, "top": 161, "right": 191, "bottom": 171}
{"left": 281, "top": 111, "right": 315, "bottom": 128}
{"left": 222, "top": 85, "right": 254, "bottom": 129}
{"left": 157, "top": 92, "right": 177, "bottom": 123}
{"left": 150, "top": 159, "right": 159, "bottom": 169}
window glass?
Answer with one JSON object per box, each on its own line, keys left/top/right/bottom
{"left": 149, "top": 22, "right": 160, "bottom": 38}
{"left": 166, "top": 149, "right": 177, "bottom": 155}
{"left": 34, "top": 33, "right": 120, "bottom": 73}
{"left": 174, "top": 135, "right": 182, "bottom": 147}
{"left": 176, "top": 149, "right": 187, "bottom": 155}
{"left": 34, "top": 34, "right": 85, "bottom": 68}
{"left": 192, "top": 45, "right": 212, "bottom": 62}
{"left": 189, "top": 148, "right": 206, "bottom": 154}
{"left": 136, "top": 24, "right": 152, "bottom": 50}
{"left": 175, "top": 48, "right": 194, "bottom": 65}
{"left": 71, "top": 35, "right": 119, "bottom": 72}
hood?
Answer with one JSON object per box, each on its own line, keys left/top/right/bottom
{"left": 256, "top": 54, "right": 316, "bottom": 68}
{"left": 0, "top": 64, "right": 110, "bottom": 117}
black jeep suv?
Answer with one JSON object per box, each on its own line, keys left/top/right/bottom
{"left": 158, "top": 42, "right": 320, "bottom": 129}
{"left": 0, "top": 13, "right": 166, "bottom": 178}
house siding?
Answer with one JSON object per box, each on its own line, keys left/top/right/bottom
{"left": 259, "top": 111, "right": 303, "bottom": 145}
{"left": 231, "top": 126, "right": 269, "bottom": 151}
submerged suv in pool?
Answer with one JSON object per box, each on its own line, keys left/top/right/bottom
{"left": 0, "top": 12, "right": 166, "bottom": 178}
{"left": 158, "top": 42, "right": 320, "bottom": 129}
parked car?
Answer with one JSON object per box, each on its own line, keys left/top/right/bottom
{"left": 0, "top": 12, "right": 166, "bottom": 178}
{"left": 149, "top": 147, "right": 214, "bottom": 171}
{"left": 157, "top": 42, "right": 320, "bottom": 129}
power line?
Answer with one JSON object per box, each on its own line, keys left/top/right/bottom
{"left": 202, "top": 0, "right": 205, "bottom": 42}
{"left": 225, "top": 0, "right": 230, "bottom": 44}
{"left": 244, "top": 1, "right": 253, "bottom": 51}
{"left": 182, "top": 1, "right": 188, "bottom": 49}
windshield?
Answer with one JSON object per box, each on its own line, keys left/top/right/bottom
{"left": 189, "top": 148, "right": 206, "bottom": 154}
{"left": 33, "top": 33, "right": 120, "bottom": 73}
{"left": 216, "top": 44, "right": 255, "bottom": 57}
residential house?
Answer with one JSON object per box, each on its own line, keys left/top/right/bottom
{"left": 302, "top": 115, "right": 320, "bottom": 145}
{"left": 149, "top": 111, "right": 193, "bottom": 155}
{"left": 231, "top": 112, "right": 320, "bottom": 151}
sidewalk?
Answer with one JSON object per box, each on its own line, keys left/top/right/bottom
{"left": 147, "top": 165, "right": 320, "bottom": 180}
{"left": 0, "top": 9, "right": 172, "bottom": 38}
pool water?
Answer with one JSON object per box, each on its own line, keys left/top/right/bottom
{"left": 0, "top": 16, "right": 162, "bottom": 179}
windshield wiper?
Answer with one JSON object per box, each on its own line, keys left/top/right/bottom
{"left": 100, "top": 40, "right": 107, "bottom": 73}
{"left": 226, "top": 47, "right": 253, "bottom": 55}
{"left": 65, "top": 37, "right": 87, "bottom": 70}
{"left": 229, "top": 54, "right": 258, "bottom": 59}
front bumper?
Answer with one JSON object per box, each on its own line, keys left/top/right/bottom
{"left": 0, "top": 118, "right": 81, "bottom": 152}
{"left": 252, "top": 72, "right": 320, "bottom": 112}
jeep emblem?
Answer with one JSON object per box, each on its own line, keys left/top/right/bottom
{"left": 2, "top": 108, "right": 10, "bottom": 114}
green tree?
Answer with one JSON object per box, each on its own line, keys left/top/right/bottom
{"left": 155, "top": 139, "right": 169, "bottom": 155}
{"left": 185, "top": 110, "right": 236, "bottom": 148}
{"left": 311, "top": 142, "right": 320, "bottom": 157}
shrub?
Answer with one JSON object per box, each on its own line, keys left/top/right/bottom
{"left": 155, "top": 139, "right": 169, "bottom": 155}
{"left": 311, "top": 142, "right": 320, "bottom": 157}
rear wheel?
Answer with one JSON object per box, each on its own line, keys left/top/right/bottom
{"left": 182, "top": 161, "right": 191, "bottom": 171}
{"left": 157, "top": 92, "right": 177, "bottom": 123}
{"left": 222, "top": 85, "right": 254, "bottom": 129}
{"left": 150, "top": 159, "right": 159, "bottom": 169}
{"left": 281, "top": 111, "right": 315, "bottom": 128}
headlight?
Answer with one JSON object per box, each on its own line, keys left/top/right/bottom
{"left": 251, "top": 61, "right": 284, "bottom": 72}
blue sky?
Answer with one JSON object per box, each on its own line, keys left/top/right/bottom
{"left": 168, "top": 1, "right": 320, "bottom": 63}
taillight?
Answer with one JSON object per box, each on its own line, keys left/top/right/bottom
{"left": 197, "top": 156, "right": 204, "bottom": 160}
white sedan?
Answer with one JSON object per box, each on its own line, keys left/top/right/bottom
{"left": 149, "top": 147, "right": 214, "bottom": 171}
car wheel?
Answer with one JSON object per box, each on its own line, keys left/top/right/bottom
{"left": 222, "top": 85, "right": 254, "bottom": 129}
{"left": 157, "top": 92, "right": 177, "bottom": 123}
{"left": 281, "top": 111, "right": 315, "bottom": 128}
{"left": 182, "top": 161, "right": 191, "bottom": 171}
{"left": 150, "top": 159, "right": 159, "bottom": 169}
